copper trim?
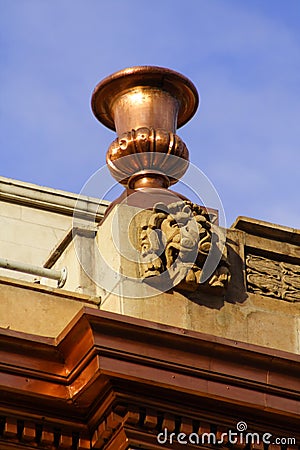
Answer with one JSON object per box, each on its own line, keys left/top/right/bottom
{"left": 1, "top": 308, "right": 300, "bottom": 446}
{"left": 127, "top": 171, "right": 170, "bottom": 189}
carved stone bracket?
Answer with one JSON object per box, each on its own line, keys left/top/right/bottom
{"left": 246, "top": 254, "right": 300, "bottom": 301}
{"left": 138, "top": 200, "right": 231, "bottom": 293}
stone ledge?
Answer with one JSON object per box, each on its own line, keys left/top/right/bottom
{"left": 232, "top": 216, "right": 300, "bottom": 245}
{"left": 0, "top": 276, "right": 100, "bottom": 336}
{"left": 0, "top": 275, "right": 99, "bottom": 303}
{"left": 0, "top": 176, "right": 109, "bottom": 219}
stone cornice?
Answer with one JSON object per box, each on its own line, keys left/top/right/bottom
{"left": 0, "top": 275, "right": 99, "bottom": 305}
{"left": 0, "top": 176, "right": 109, "bottom": 220}
{"left": 232, "top": 216, "right": 300, "bottom": 245}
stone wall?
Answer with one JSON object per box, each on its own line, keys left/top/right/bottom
{"left": 0, "top": 176, "right": 108, "bottom": 283}
{"left": 0, "top": 276, "right": 100, "bottom": 336}
{"left": 42, "top": 202, "right": 300, "bottom": 353}
{"left": 1, "top": 176, "right": 299, "bottom": 353}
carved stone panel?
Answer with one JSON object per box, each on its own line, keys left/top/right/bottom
{"left": 246, "top": 254, "right": 300, "bottom": 301}
{"left": 138, "top": 200, "right": 231, "bottom": 293}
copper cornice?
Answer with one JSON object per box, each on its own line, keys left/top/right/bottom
{"left": 1, "top": 309, "right": 300, "bottom": 416}
{"left": 1, "top": 309, "right": 300, "bottom": 448}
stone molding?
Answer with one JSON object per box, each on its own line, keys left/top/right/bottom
{"left": 0, "top": 275, "right": 99, "bottom": 304}
{"left": 0, "top": 176, "right": 109, "bottom": 220}
{"left": 231, "top": 216, "right": 300, "bottom": 245}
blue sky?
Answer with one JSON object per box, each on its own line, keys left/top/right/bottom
{"left": 1, "top": 0, "right": 299, "bottom": 228}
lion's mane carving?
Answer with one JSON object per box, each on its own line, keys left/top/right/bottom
{"left": 139, "top": 201, "right": 231, "bottom": 292}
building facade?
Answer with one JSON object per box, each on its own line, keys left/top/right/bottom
{"left": 0, "top": 66, "right": 299, "bottom": 449}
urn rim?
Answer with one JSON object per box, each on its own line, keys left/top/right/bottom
{"left": 91, "top": 65, "right": 199, "bottom": 131}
